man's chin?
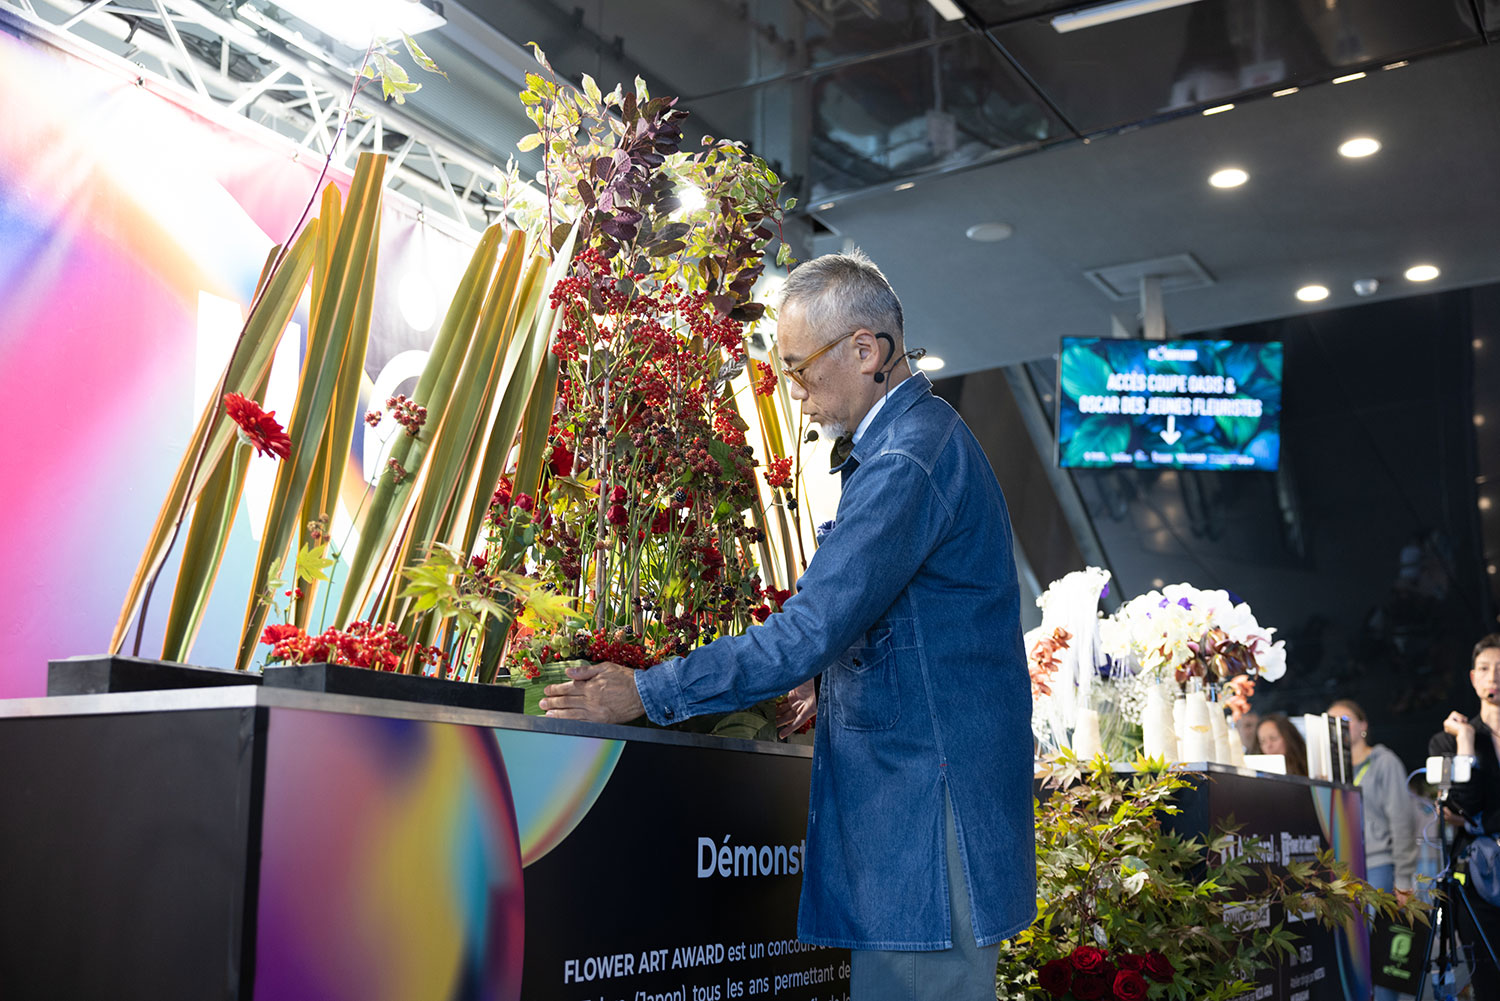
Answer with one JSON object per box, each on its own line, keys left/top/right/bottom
{"left": 817, "top": 421, "right": 848, "bottom": 440}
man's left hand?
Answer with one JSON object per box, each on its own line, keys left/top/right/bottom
{"left": 540, "top": 661, "right": 645, "bottom": 723}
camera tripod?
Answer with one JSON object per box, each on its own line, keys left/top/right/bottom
{"left": 1415, "top": 789, "right": 1499, "bottom": 1000}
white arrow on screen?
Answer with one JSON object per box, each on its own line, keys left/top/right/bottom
{"left": 1159, "top": 415, "right": 1182, "bottom": 445}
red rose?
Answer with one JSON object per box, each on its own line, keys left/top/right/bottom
{"left": 1115, "top": 954, "right": 1144, "bottom": 972}
{"left": 1037, "top": 959, "right": 1072, "bottom": 997}
{"left": 1071, "top": 974, "right": 1107, "bottom": 1001}
{"left": 1070, "top": 946, "right": 1107, "bottom": 976}
{"left": 1113, "top": 969, "right": 1148, "bottom": 1001}
{"left": 610, "top": 485, "right": 627, "bottom": 503}
{"left": 514, "top": 493, "right": 535, "bottom": 512}
{"left": 606, "top": 504, "right": 628, "bottom": 526}
{"left": 1142, "top": 952, "right": 1175, "bottom": 984}
{"left": 750, "top": 604, "right": 771, "bottom": 623}
{"left": 549, "top": 444, "right": 575, "bottom": 476}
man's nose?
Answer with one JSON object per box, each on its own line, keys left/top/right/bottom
{"left": 787, "top": 381, "right": 808, "bottom": 403}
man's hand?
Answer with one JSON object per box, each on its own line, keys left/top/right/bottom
{"left": 539, "top": 661, "right": 645, "bottom": 724}
{"left": 1445, "top": 710, "right": 1477, "bottom": 756}
{"left": 776, "top": 679, "right": 817, "bottom": 739}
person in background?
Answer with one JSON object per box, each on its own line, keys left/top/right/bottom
{"left": 1235, "top": 709, "right": 1261, "bottom": 754}
{"left": 1428, "top": 634, "right": 1500, "bottom": 998}
{"left": 1328, "top": 699, "right": 1420, "bottom": 1001}
{"left": 1257, "top": 712, "right": 1308, "bottom": 776}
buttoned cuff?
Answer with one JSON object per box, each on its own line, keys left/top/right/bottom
{"left": 634, "top": 657, "right": 688, "bottom": 725}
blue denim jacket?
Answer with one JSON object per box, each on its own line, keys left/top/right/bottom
{"left": 635, "top": 374, "right": 1035, "bottom": 950}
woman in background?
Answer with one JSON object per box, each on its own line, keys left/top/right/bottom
{"left": 1257, "top": 712, "right": 1308, "bottom": 777}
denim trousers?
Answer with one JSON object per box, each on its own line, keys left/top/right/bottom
{"left": 1365, "top": 863, "right": 1398, "bottom": 1001}
{"left": 850, "top": 794, "right": 1001, "bottom": 1000}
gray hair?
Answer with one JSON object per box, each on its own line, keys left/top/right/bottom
{"left": 780, "top": 249, "right": 904, "bottom": 345}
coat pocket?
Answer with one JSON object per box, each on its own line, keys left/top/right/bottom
{"left": 830, "top": 626, "right": 900, "bottom": 731}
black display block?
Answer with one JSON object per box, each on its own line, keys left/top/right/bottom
{"left": 47, "top": 654, "right": 261, "bottom": 695}
{"left": 0, "top": 687, "right": 834, "bottom": 1001}
{"left": 260, "top": 661, "right": 523, "bottom": 713}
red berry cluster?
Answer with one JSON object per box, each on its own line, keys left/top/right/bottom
{"left": 386, "top": 394, "right": 427, "bottom": 437}
{"left": 585, "top": 632, "right": 657, "bottom": 670}
{"left": 259, "top": 620, "right": 415, "bottom": 672}
{"left": 764, "top": 454, "right": 792, "bottom": 488}
{"left": 753, "top": 363, "right": 779, "bottom": 398}
{"left": 305, "top": 513, "right": 330, "bottom": 546}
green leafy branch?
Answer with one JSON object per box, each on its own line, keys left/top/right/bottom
{"left": 999, "top": 753, "right": 1429, "bottom": 1001}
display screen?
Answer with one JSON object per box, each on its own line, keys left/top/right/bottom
{"left": 1056, "top": 337, "right": 1283, "bottom": 471}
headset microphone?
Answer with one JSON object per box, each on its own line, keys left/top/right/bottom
{"left": 804, "top": 429, "right": 819, "bottom": 443}
{"left": 873, "top": 332, "right": 896, "bottom": 384}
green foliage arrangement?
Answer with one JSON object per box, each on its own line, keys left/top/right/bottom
{"left": 996, "top": 755, "right": 1428, "bottom": 1001}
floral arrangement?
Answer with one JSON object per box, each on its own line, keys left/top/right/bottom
{"left": 465, "top": 52, "right": 806, "bottom": 719}
{"left": 997, "top": 757, "right": 1424, "bottom": 1001}
{"left": 1026, "top": 570, "right": 1286, "bottom": 757}
{"left": 114, "top": 44, "right": 807, "bottom": 730}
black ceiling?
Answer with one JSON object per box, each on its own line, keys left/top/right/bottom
{"left": 457, "top": 0, "right": 1491, "bottom": 203}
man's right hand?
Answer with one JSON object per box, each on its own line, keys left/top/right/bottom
{"left": 1445, "top": 711, "right": 1477, "bottom": 755}
{"left": 777, "top": 680, "right": 817, "bottom": 739}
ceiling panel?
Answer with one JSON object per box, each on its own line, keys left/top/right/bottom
{"left": 989, "top": 0, "right": 1482, "bottom": 134}
{"left": 688, "top": 30, "right": 1070, "bottom": 200}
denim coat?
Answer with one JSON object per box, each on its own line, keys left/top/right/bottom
{"left": 634, "top": 374, "right": 1036, "bottom": 949}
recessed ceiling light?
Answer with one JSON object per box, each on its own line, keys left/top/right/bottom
{"left": 1477, "top": 414, "right": 1488, "bottom": 427}
{"left": 1482, "top": 497, "right": 1494, "bottom": 511}
{"left": 1296, "top": 284, "right": 1330, "bottom": 302}
{"left": 1271, "top": 86, "right": 1299, "bottom": 97}
{"left": 1338, "top": 136, "right": 1381, "bottom": 158}
{"left": 816, "top": 201, "right": 836, "bottom": 211}
{"left": 1202, "top": 103, "right": 1234, "bottom": 116}
{"left": 965, "top": 222, "right": 1014, "bottom": 242}
{"left": 893, "top": 181, "right": 916, "bottom": 192}
{"left": 1050, "top": 0, "right": 1207, "bottom": 33}
{"left": 1405, "top": 264, "right": 1440, "bottom": 282}
{"left": 917, "top": 355, "right": 946, "bottom": 372}
{"left": 924, "top": 0, "right": 966, "bottom": 21}
{"left": 1332, "top": 72, "right": 1367, "bottom": 84}
{"left": 1209, "top": 167, "right": 1248, "bottom": 188}
{"left": 1382, "top": 60, "right": 1408, "bottom": 71}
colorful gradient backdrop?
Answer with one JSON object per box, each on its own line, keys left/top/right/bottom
{"left": 255, "top": 708, "right": 625, "bottom": 1001}
{"left": 0, "top": 27, "right": 476, "bottom": 696}
{"left": 1312, "top": 781, "right": 1373, "bottom": 1001}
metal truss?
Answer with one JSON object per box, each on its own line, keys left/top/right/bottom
{"left": 0, "top": 0, "right": 532, "bottom": 232}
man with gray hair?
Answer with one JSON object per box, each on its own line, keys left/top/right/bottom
{"left": 541, "top": 249, "right": 1035, "bottom": 1000}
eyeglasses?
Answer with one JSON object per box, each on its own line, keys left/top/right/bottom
{"left": 773, "top": 329, "right": 859, "bottom": 391}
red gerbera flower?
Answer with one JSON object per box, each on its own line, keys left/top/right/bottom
{"left": 224, "top": 393, "right": 291, "bottom": 460}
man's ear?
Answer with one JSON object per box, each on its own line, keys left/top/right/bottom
{"left": 851, "top": 328, "right": 881, "bottom": 374}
